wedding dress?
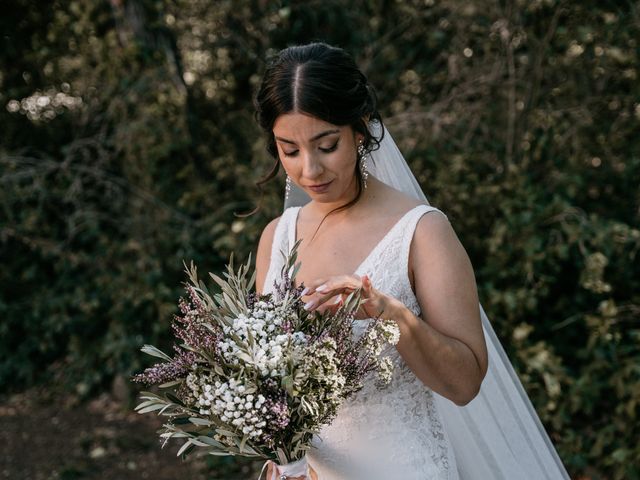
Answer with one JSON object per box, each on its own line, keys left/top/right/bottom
{"left": 263, "top": 204, "right": 458, "bottom": 480}
{"left": 262, "top": 120, "right": 570, "bottom": 479}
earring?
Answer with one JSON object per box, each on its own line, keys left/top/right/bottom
{"left": 358, "top": 140, "right": 369, "bottom": 189}
{"left": 285, "top": 174, "right": 292, "bottom": 201}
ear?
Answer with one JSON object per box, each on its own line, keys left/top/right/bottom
{"left": 359, "top": 115, "right": 371, "bottom": 143}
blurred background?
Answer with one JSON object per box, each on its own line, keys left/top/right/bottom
{"left": 1, "top": 0, "right": 638, "bottom": 479}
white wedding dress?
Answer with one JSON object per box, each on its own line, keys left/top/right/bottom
{"left": 261, "top": 120, "right": 570, "bottom": 479}
{"left": 263, "top": 204, "right": 459, "bottom": 480}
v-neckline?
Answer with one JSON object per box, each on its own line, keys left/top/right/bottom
{"left": 290, "top": 204, "right": 424, "bottom": 286}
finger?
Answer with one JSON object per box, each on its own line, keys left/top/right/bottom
{"left": 301, "top": 278, "right": 331, "bottom": 296}
{"left": 315, "top": 274, "right": 362, "bottom": 294}
{"left": 303, "top": 291, "right": 335, "bottom": 311}
{"left": 305, "top": 274, "right": 361, "bottom": 298}
{"left": 315, "top": 300, "right": 341, "bottom": 316}
{"left": 312, "top": 291, "right": 348, "bottom": 313}
{"left": 361, "top": 275, "right": 373, "bottom": 294}
{"left": 299, "top": 280, "right": 330, "bottom": 305}
{"left": 313, "top": 292, "right": 342, "bottom": 310}
{"left": 315, "top": 282, "right": 371, "bottom": 311}
{"left": 303, "top": 275, "right": 363, "bottom": 311}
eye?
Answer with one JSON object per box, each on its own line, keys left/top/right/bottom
{"left": 319, "top": 141, "right": 339, "bottom": 153}
{"left": 283, "top": 150, "right": 299, "bottom": 157}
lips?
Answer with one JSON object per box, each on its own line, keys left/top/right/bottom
{"left": 308, "top": 180, "right": 332, "bottom": 192}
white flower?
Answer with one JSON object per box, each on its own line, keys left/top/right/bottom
{"left": 376, "top": 356, "right": 394, "bottom": 386}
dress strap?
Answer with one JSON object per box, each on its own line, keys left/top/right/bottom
{"left": 286, "top": 206, "right": 301, "bottom": 253}
{"left": 263, "top": 207, "right": 298, "bottom": 294}
{"left": 398, "top": 205, "right": 448, "bottom": 287}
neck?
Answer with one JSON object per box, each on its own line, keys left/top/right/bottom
{"left": 305, "top": 174, "right": 381, "bottom": 220}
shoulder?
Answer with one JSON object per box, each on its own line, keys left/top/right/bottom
{"left": 255, "top": 214, "right": 282, "bottom": 294}
{"left": 260, "top": 215, "right": 281, "bottom": 243}
{"left": 411, "top": 207, "right": 464, "bottom": 267}
{"left": 414, "top": 207, "right": 452, "bottom": 242}
{"left": 408, "top": 207, "right": 463, "bottom": 290}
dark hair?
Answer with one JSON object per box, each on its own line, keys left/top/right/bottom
{"left": 241, "top": 42, "right": 384, "bottom": 242}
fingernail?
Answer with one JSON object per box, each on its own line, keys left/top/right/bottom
{"left": 304, "top": 300, "right": 316, "bottom": 310}
{"left": 332, "top": 296, "right": 342, "bottom": 304}
{"left": 316, "top": 284, "right": 328, "bottom": 292}
{"left": 300, "top": 286, "right": 310, "bottom": 296}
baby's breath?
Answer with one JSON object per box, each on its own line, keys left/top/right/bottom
{"left": 132, "top": 241, "right": 400, "bottom": 464}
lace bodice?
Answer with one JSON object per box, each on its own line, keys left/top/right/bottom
{"left": 263, "top": 204, "right": 459, "bottom": 480}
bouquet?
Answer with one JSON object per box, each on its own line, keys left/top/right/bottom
{"left": 132, "top": 240, "right": 400, "bottom": 478}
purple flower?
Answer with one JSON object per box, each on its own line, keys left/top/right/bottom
{"left": 172, "top": 285, "right": 220, "bottom": 353}
{"left": 265, "top": 397, "right": 290, "bottom": 431}
{"left": 132, "top": 348, "right": 197, "bottom": 385}
{"left": 258, "top": 378, "right": 291, "bottom": 439}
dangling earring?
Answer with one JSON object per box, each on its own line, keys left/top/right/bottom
{"left": 358, "top": 140, "right": 369, "bottom": 189}
{"left": 285, "top": 174, "right": 292, "bottom": 201}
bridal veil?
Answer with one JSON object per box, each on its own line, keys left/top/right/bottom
{"left": 283, "top": 120, "right": 570, "bottom": 479}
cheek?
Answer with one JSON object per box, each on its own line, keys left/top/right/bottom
{"left": 279, "top": 157, "right": 299, "bottom": 176}
{"left": 335, "top": 148, "right": 357, "bottom": 171}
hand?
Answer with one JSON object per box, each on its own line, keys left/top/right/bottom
{"left": 300, "top": 274, "right": 401, "bottom": 320}
{"left": 265, "top": 462, "right": 319, "bottom": 480}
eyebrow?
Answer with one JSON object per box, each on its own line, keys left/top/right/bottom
{"left": 274, "top": 129, "right": 340, "bottom": 145}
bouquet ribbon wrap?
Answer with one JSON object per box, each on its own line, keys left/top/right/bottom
{"left": 259, "top": 456, "right": 310, "bottom": 480}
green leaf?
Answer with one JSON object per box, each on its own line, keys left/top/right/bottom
{"left": 281, "top": 376, "right": 295, "bottom": 396}
{"left": 176, "top": 439, "right": 194, "bottom": 457}
{"left": 136, "top": 403, "right": 166, "bottom": 414}
{"left": 207, "top": 451, "right": 235, "bottom": 457}
{"left": 158, "top": 380, "right": 182, "bottom": 388}
{"left": 196, "top": 435, "right": 225, "bottom": 448}
{"left": 140, "top": 344, "right": 172, "bottom": 361}
{"left": 134, "top": 399, "right": 159, "bottom": 410}
{"left": 239, "top": 434, "right": 249, "bottom": 453}
{"left": 165, "top": 392, "right": 185, "bottom": 406}
{"left": 189, "top": 417, "right": 212, "bottom": 426}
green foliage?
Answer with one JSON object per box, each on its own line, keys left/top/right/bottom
{"left": 1, "top": 0, "right": 638, "bottom": 478}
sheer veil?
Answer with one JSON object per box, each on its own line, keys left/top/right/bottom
{"left": 282, "top": 120, "right": 570, "bottom": 479}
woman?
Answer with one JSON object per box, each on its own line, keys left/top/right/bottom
{"left": 254, "top": 43, "right": 569, "bottom": 480}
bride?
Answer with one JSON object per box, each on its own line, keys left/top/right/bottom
{"left": 253, "top": 42, "right": 569, "bottom": 480}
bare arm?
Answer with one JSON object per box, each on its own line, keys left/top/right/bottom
{"left": 255, "top": 215, "right": 281, "bottom": 294}
{"left": 390, "top": 211, "right": 488, "bottom": 405}
{"left": 277, "top": 209, "right": 487, "bottom": 406}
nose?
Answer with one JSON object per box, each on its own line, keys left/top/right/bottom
{"left": 300, "top": 150, "right": 324, "bottom": 180}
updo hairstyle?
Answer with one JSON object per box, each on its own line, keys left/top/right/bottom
{"left": 244, "top": 42, "right": 384, "bottom": 230}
